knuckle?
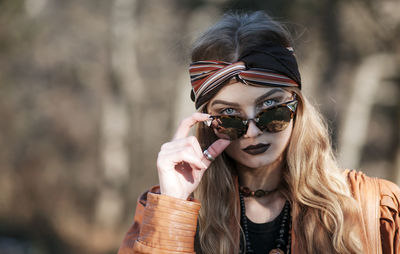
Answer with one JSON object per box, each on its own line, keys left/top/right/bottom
{"left": 156, "top": 157, "right": 163, "bottom": 167}
{"left": 158, "top": 148, "right": 166, "bottom": 155}
{"left": 160, "top": 143, "right": 168, "bottom": 150}
{"left": 162, "top": 141, "right": 175, "bottom": 149}
{"left": 182, "top": 136, "right": 193, "bottom": 148}
{"left": 188, "top": 136, "right": 198, "bottom": 145}
{"left": 157, "top": 151, "right": 166, "bottom": 159}
{"left": 193, "top": 139, "right": 201, "bottom": 149}
{"left": 207, "top": 145, "right": 217, "bottom": 155}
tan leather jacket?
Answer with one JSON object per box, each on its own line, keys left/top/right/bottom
{"left": 118, "top": 170, "right": 400, "bottom": 253}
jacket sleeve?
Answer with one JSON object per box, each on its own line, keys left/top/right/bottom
{"left": 379, "top": 178, "right": 400, "bottom": 254}
{"left": 118, "top": 186, "right": 201, "bottom": 254}
{"left": 344, "top": 169, "right": 400, "bottom": 253}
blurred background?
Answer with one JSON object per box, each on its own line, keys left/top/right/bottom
{"left": 0, "top": 0, "right": 399, "bottom": 253}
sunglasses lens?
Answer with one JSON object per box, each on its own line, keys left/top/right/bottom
{"left": 258, "top": 107, "right": 292, "bottom": 132}
{"left": 208, "top": 102, "right": 295, "bottom": 139}
{"left": 210, "top": 117, "right": 246, "bottom": 140}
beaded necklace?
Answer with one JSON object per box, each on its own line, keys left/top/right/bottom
{"left": 240, "top": 186, "right": 278, "bottom": 198}
{"left": 239, "top": 192, "right": 291, "bottom": 254}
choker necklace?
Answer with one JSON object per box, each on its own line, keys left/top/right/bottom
{"left": 239, "top": 193, "right": 291, "bottom": 254}
{"left": 239, "top": 186, "right": 278, "bottom": 198}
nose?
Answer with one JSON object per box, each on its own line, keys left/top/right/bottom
{"left": 243, "top": 120, "right": 263, "bottom": 138}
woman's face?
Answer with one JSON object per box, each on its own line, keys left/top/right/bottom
{"left": 207, "top": 81, "right": 294, "bottom": 169}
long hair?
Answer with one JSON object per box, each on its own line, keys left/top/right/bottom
{"left": 192, "top": 11, "right": 363, "bottom": 254}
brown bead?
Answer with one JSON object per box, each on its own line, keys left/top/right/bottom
{"left": 269, "top": 249, "right": 284, "bottom": 254}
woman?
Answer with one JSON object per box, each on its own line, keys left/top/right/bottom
{"left": 118, "top": 11, "right": 400, "bottom": 254}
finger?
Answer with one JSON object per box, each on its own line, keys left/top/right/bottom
{"left": 160, "top": 149, "right": 208, "bottom": 170}
{"left": 190, "top": 137, "right": 204, "bottom": 158}
{"left": 159, "top": 146, "right": 202, "bottom": 162}
{"left": 202, "top": 139, "right": 231, "bottom": 167}
{"left": 160, "top": 136, "right": 203, "bottom": 158}
{"left": 173, "top": 113, "right": 210, "bottom": 140}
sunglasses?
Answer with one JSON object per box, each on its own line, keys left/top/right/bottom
{"left": 204, "top": 98, "right": 298, "bottom": 140}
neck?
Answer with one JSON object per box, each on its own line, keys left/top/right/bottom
{"left": 236, "top": 155, "right": 284, "bottom": 192}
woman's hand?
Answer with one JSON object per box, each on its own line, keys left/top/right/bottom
{"left": 157, "top": 113, "right": 231, "bottom": 200}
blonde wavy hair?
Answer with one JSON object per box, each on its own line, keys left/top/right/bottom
{"left": 192, "top": 11, "right": 364, "bottom": 254}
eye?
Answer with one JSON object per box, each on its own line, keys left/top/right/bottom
{"left": 220, "top": 108, "right": 236, "bottom": 115}
{"left": 263, "top": 99, "right": 278, "bottom": 107}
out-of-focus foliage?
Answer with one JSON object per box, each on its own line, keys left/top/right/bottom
{"left": 0, "top": 0, "right": 399, "bottom": 253}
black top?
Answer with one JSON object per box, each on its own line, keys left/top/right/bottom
{"left": 244, "top": 206, "right": 290, "bottom": 253}
{"left": 194, "top": 205, "right": 291, "bottom": 254}
{"left": 241, "top": 202, "right": 290, "bottom": 254}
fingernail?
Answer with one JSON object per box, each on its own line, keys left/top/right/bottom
{"left": 204, "top": 119, "right": 212, "bottom": 127}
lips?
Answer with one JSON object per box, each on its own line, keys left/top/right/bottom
{"left": 242, "top": 143, "right": 271, "bottom": 155}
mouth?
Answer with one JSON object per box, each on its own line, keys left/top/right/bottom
{"left": 242, "top": 143, "right": 271, "bottom": 155}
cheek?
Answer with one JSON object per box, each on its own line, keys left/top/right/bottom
{"left": 271, "top": 121, "right": 293, "bottom": 152}
{"left": 275, "top": 122, "right": 293, "bottom": 144}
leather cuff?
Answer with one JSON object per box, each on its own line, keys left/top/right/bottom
{"left": 136, "top": 192, "right": 201, "bottom": 252}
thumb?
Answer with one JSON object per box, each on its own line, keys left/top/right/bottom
{"left": 202, "top": 139, "right": 231, "bottom": 167}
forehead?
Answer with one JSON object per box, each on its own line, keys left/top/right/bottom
{"left": 208, "top": 81, "right": 291, "bottom": 105}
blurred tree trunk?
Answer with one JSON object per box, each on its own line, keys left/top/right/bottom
{"left": 335, "top": 0, "right": 400, "bottom": 180}
{"left": 338, "top": 54, "right": 395, "bottom": 170}
{"left": 96, "top": 0, "right": 143, "bottom": 229}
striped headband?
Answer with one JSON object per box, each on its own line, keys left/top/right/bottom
{"left": 189, "top": 43, "right": 301, "bottom": 109}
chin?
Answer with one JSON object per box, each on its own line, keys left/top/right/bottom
{"left": 232, "top": 153, "right": 280, "bottom": 169}
{"left": 240, "top": 159, "right": 277, "bottom": 169}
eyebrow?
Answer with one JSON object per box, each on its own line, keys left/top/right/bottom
{"left": 210, "top": 88, "right": 285, "bottom": 107}
{"left": 210, "top": 100, "right": 240, "bottom": 107}
{"left": 254, "top": 88, "right": 285, "bottom": 105}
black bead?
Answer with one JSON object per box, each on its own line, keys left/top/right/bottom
{"left": 254, "top": 189, "right": 265, "bottom": 197}
{"left": 275, "top": 238, "right": 285, "bottom": 246}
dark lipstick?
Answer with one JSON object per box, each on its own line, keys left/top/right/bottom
{"left": 242, "top": 143, "right": 270, "bottom": 155}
